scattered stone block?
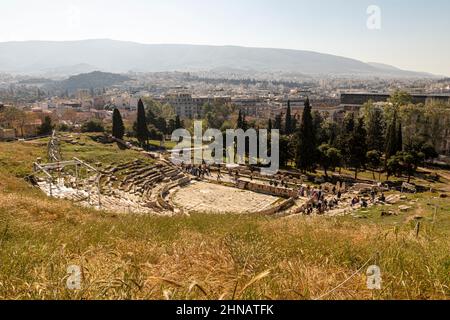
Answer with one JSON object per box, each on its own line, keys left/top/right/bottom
{"left": 386, "top": 195, "right": 401, "bottom": 204}
{"left": 399, "top": 205, "right": 411, "bottom": 212}
{"left": 381, "top": 210, "right": 396, "bottom": 217}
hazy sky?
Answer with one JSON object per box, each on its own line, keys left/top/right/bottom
{"left": 1, "top": 0, "right": 449, "bottom": 75}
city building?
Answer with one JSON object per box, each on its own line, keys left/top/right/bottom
{"left": 162, "top": 93, "right": 231, "bottom": 119}
{"left": 340, "top": 92, "right": 450, "bottom": 111}
{"left": 161, "top": 93, "right": 194, "bottom": 118}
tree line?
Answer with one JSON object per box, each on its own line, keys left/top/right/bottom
{"left": 274, "top": 91, "right": 446, "bottom": 182}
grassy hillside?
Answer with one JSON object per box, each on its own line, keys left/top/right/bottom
{"left": 0, "top": 136, "right": 448, "bottom": 300}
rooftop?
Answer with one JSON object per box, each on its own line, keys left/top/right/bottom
{"left": 340, "top": 92, "right": 450, "bottom": 97}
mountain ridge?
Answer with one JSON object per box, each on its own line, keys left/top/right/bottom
{"left": 0, "top": 39, "right": 437, "bottom": 78}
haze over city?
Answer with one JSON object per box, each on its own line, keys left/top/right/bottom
{"left": 1, "top": 0, "right": 449, "bottom": 75}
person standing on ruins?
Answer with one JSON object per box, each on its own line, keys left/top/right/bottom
{"left": 217, "top": 166, "right": 222, "bottom": 181}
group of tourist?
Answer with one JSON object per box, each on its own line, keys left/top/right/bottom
{"left": 350, "top": 196, "right": 368, "bottom": 208}
{"left": 297, "top": 185, "right": 343, "bottom": 215}
{"left": 181, "top": 162, "right": 212, "bottom": 179}
{"left": 350, "top": 189, "right": 386, "bottom": 208}
{"left": 297, "top": 184, "right": 388, "bottom": 215}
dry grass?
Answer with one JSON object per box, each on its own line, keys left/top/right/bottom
{"left": 0, "top": 183, "right": 448, "bottom": 300}
{"left": 0, "top": 138, "right": 449, "bottom": 300}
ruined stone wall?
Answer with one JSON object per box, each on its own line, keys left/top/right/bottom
{"left": 237, "top": 180, "right": 298, "bottom": 198}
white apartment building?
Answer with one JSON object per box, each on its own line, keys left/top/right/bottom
{"left": 162, "top": 93, "right": 197, "bottom": 118}
{"left": 163, "top": 93, "right": 231, "bottom": 119}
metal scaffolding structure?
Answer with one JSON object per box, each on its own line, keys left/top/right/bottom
{"left": 33, "top": 155, "right": 102, "bottom": 208}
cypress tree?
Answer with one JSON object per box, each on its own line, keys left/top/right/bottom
{"left": 292, "top": 115, "right": 298, "bottom": 132}
{"left": 274, "top": 114, "right": 283, "bottom": 132}
{"left": 296, "top": 98, "right": 316, "bottom": 172}
{"left": 135, "top": 99, "right": 149, "bottom": 147}
{"left": 285, "top": 100, "right": 293, "bottom": 134}
{"left": 337, "top": 112, "right": 355, "bottom": 163}
{"left": 348, "top": 117, "right": 368, "bottom": 179}
{"left": 366, "top": 106, "right": 385, "bottom": 153}
{"left": 312, "top": 111, "right": 325, "bottom": 145}
{"left": 112, "top": 108, "right": 125, "bottom": 140}
{"left": 385, "top": 111, "right": 398, "bottom": 162}
{"left": 397, "top": 122, "right": 403, "bottom": 153}
{"left": 242, "top": 112, "right": 248, "bottom": 131}
{"left": 237, "top": 110, "right": 243, "bottom": 129}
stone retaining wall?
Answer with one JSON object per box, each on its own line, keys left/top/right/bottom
{"left": 237, "top": 180, "right": 298, "bottom": 198}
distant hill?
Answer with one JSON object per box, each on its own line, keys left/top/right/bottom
{"left": 46, "top": 71, "right": 131, "bottom": 92}
{"left": 40, "top": 63, "right": 99, "bottom": 78}
{"left": 366, "top": 62, "right": 433, "bottom": 78}
{"left": 0, "top": 39, "right": 437, "bottom": 78}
